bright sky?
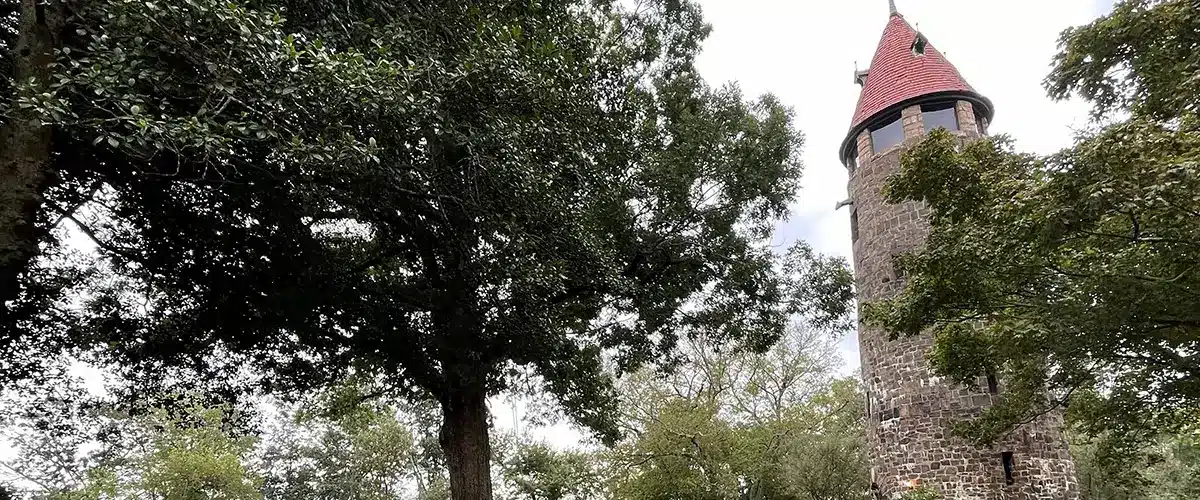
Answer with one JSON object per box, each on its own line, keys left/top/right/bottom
{"left": 499, "top": 0, "right": 1116, "bottom": 446}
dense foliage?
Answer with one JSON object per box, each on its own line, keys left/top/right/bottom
{"left": 0, "top": 387, "right": 262, "bottom": 500}
{"left": 1072, "top": 429, "right": 1200, "bottom": 500}
{"left": 864, "top": 0, "right": 1200, "bottom": 475}
{"left": 1, "top": 0, "right": 853, "bottom": 498}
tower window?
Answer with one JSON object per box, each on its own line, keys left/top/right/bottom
{"left": 890, "top": 253, "right": 905, "bottom": 279}
{"left": 869, "top": 114, "right": 904, "bottom": 153}
{"left": 912, "top": 34, "right": 928, "bottom": 55}
{"left": 922, "top": 103, "right": 959, "bottom": 133}
{"left": 986, "top": 371, "right": 999, "bottom": 394}
{"left": 850, "top": 209, "right": 860, "bottom": 243}
{"left": 1001, "top": 452, "right": 1015, "bottom": 485}
{"left": 879, "top": 407, "right": 900, "bottom": 421}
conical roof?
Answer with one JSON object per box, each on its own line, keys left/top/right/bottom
{"left": 849, "top": 13, "right": 982, "bottom": 129}
{"left": 840, "top": 10, "right": 993, "bottom": 163}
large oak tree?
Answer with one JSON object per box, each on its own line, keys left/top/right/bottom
{"left": 2, "top": 0, "right": 852, "bottom": 498}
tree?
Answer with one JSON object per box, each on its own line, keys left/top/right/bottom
{"left": 0, "top": 0, "right": 399, "bottom": 379}
{"left": 0, "top": 0, "right": 63, "bottom": 307}
{"left": 258, "top": 384, "right": 435, "bottom": 500}
{"left": 22, "top": 2, "right": 854, "bottom": 500}
{"left": 2, "top": 0, "right": 851, "bottom": 497}
{"left": 2, "top": 392, "right": 261, "bottom": 500}
{"left": 776, "top": 380, "right": 870, "bottom": 500}
{"left": 130, "top": 406, "right": 262, "bottom": 500}
{"left": 0, "top": 368, "right": 104, "bottom": 498}
{"left": 1071, "top": 429, "right": 1200, "bottom": 500}
{"left": 2, "top": 373, "right": 441, "bottom": 500}
{"left": 863, "top": 0, "right": 1200, "bottom": 462}
{"left": 608, "top": 328, "right": 867, "bottom": 500}
{"left": 494, "top": 437, "right": 601, "bottom": 500}
{"left": 1, "top": 361, "right": 870, "bottom": 500}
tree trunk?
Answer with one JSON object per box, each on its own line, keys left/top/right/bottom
{"left": 0, "top": 0, "right": 61, "bottom": 308}
{"left": 439, "top": 384, "right": 493, "bottom": 500}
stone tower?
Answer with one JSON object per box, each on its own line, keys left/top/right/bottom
{"left": 840, "top": 5, "right": 1079, "bottom": 499}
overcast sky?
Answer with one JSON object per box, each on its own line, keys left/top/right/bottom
{"left": 693, "top": 0, "right": 1114, "bottom": 376}
{"left": 499, "top": 0, "right": 1116, "bottom": 446}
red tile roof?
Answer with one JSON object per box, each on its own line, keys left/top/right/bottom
{"left": 849, "top": 14, "right": 978, "bottom": 129}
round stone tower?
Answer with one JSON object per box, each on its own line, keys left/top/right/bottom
{"left": 841, "top": 4, "right": 1079, "bottom": 499}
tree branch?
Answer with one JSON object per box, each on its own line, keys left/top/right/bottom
{"left": 0, "top": 460, "right": 55, "bottom": 493}
{"left": 50, "top": 179, "right": 104, "bottom": 228}
{"left": 46, "top": 201, "right": 141, "bottom": 261}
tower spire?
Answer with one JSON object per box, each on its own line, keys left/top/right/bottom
{"left": 888, "top": 0, "right": 898, "bottom": 16}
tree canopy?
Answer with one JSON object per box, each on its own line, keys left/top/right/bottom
{"left": 607, "top": 328, "right": 868, "bottom": 500}
{"left": 1, "top": 0, "right": 853, "bottom": 498}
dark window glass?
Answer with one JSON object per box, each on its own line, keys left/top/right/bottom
{"left": 923, "top": 106, "right": 959, "bottom": 133}
{"left": 880, "top": 407, "right": 898, "bottom": 422}
{"left": 1002, "top": 452, "right": 1015, "bottom": 485}
{"left": 912, "top": 34, "right": 927, "bottom": 55}
{"left": 870, "top": 117, "right": 904, "bottom": 153}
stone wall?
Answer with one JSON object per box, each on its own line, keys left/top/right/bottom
{"left": 849, "top": 101, "right": 1079, "bottom": 499}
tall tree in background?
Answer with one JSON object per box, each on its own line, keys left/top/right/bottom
{"left": 1071, "top": 429, "right": 1200, "bottom": 500}
{"left": 493, "top": 437, "right": 601, "bottom": 500}
{"left": 258, "top": 383, "right": 451, "bottom": 500}
{"left": 608, "top": 327, "right": 868, "bottom": 500}
{"left": 864, "top": 0, "right": 1200, "bottom": 474}
{"left": 1, "top": 392, "right": 261, "bottom": 500}
{"left": 0, "top": 1, "right": 854, "bottom": 499}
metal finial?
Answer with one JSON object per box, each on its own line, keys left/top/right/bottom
{"left": 889, "top": 0, "right": 898, "bottom": 15}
